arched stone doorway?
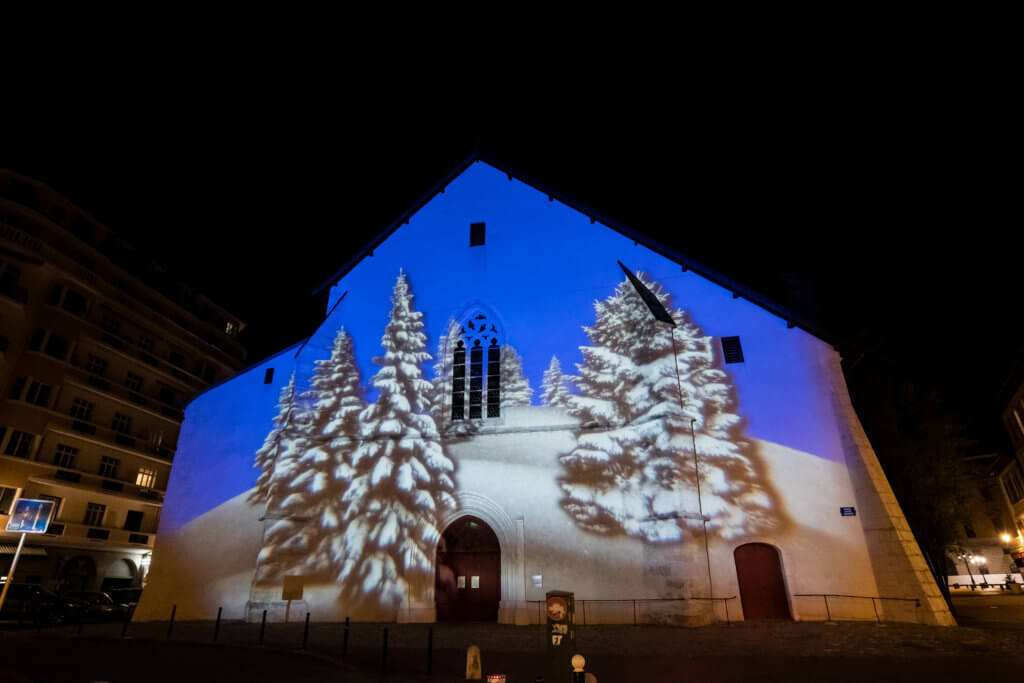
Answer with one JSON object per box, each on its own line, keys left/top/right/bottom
{"left": 734, "top": 543, "right": 792, "bottom": 620}
{"left": 435, "top": 516, "right": 501, "bottom": 621}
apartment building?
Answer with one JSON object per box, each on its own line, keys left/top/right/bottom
{"left": 0, "top": 169, "right": 246, "bottom": 594}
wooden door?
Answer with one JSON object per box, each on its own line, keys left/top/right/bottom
{"left": 734, "top": 543, "right": 791, "bottom": 620}
{"left": 436, "top": 517, "right": 501, "bottom": 621}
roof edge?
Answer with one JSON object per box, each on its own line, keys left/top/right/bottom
{"left": 311, "top": 151, "right": 836, "bottom": 347}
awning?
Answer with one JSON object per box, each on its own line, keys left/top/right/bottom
{"left": 0, "top": 544, "right": 47, "bottom": 556}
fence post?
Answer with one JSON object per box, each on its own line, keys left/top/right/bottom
{"left": 259, "top": 609, "right": 267, "bottom": 645}
{"left": 633, "top": 599, "right": 637, "bottom": 626}
{"left": 342, "top": 616, "right": 349, "bottom": 658}
{"left": 121, "top": 606, "right": 131, "bottom": 639}
{"left": 427, "top": 625, "right": 433, "bottom": 674}
{"left": 214, "top": 606, "right": 222, "bottom": 641}
{"left": 724, "top": 598, "right": 730, "bottom": 626}
{"left": 823, "top": 595, "right": 831, "bottom": 622}
{"left": 871, "top": 598, "right": 880, "bottom": 624}
{"left": 167, "top": 605, "right": 176, "bottom": 640}
{"left": 302, "top": 612, "right": 310, "bottom": 650}
{"left": 381, "top": 626, "right": 389, "bottom": 673}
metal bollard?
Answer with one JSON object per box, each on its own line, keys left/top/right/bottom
{"left": 259, "top": 609, "right": 267, "bottom": 645}
{"left": 214, "top": 606, "right": 222, "bottom": 641}
{"left": 342, "top": 616, "right": 349, "bottom": 658}
{"left": 167, "top": 605, "right": 176, "bottom": 640}
{"left": 381, "top": 626, "right": 388, "bottom": 673}
{"left": 121, "top": 607, "right": 131, "bottom": 639}
{"left": 302, "top": 612, "right": 310, "bottom": 650}
{"left": 426, "top": 626, "right": 433, "bottom": 675}
{"left": 572, "top": 654, "right": 586, "bottom": 683}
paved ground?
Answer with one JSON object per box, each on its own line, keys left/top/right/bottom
{"left": 951, "top": 591, "right": 1024, "bottom": 630}
{"left": 4, "top": 600, "right": 1024, "bottom": 682}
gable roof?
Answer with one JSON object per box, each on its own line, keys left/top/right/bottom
{"left": 313, "top": 151, "right": 835, "bottom": 347}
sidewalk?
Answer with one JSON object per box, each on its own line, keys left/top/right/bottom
{"left": 3, "top": 619, "right": 1024, "bottom": 681}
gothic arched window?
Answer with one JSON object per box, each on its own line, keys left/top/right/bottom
{"left": 451, "top": 313, "right": 502, "bottom": 420}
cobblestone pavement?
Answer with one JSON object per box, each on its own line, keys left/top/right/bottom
{"left": 951, "top": 592, "right": 1024, "bottom": 630}
{"left": 4, "top": 615, "right": 1024, "bottom": 681}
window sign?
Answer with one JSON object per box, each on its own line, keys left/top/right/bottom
{"left": 471, "top": 575, "right": 480, "bottom": 589}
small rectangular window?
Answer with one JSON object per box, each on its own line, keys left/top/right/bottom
{"left": 61, "top": 289, "right": 87, "bottom": 316}
{"left": 44, "top": 333, "right": 69, "bottom": 360}
{"left": 469, "top": 222, "right": 486, "bottom": 247}
{"left": 70, "top": 398, "right": 94, "bottom": 421}
{"left": 0, "top": 486, "right": 18, "bottom": 515}
{"left": 721, "top": 336, "right": 745, "bottom": 364}
{"left": 86, "top": 355, "right": 108, "bottom": 377}
{"left": 53, "top": 444, "right": 77, "bottom": 468}
{"left": 136, "top": 466, "right": 157, "bottom": 489}
{"left": 23, "top": 380, "right": 51, "bottom": 407}
{"left": 125, "top": 372, "right": 143, "bottom": 392}
{"left": 111, "top": 413, "right": 132, "bottom": 434}
{"left": 4, "top": 430, "right": 34, "bottom": 458}
{"left": 38, "top": 494, "right": 61, "bottom": 519}
{"left": 99, "top": 456, "right": 119, "bottom": 478}
{"left": 124, "top": 510, "right": 144, "bottom": 532}
{"left": 264, "top": 368, "right": 274, "bottom": 384}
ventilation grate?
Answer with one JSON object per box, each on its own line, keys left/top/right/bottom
{"left": 470, "top": 222, "right": 486, "bottom": 247}
{"left": 721, "top": 336, "right": 745, "bottom": 364}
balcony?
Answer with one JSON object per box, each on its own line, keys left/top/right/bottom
{"left": 35, "top": 520, "right": 156, "bottom": 549}
{"left": 27, "top": 469, "right": 165, "bottom": 507}
{"left": 50, "top": 413, "right": 176, "bottom": 464}
{"left": 62, "top": 362, "right": 187, "bottom": 425}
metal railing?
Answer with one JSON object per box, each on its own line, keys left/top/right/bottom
{"left": 794, "top": 593, "right": 921, "bottom": 623}
{"left": 526, "top": 596, "right": 739, "bottom": 625}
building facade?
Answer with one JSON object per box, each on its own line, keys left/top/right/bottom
{"left": 999, "top": 382, "right": 1024, "bottom": 572}
{"left": 0, "top": 170, "right": 246, "bottom": 595}
{"left": 134, "top": 157, "right": 954, "bottom": 626}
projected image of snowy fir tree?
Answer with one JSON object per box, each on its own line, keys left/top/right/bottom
{"left": 253, "top": 328, "right": 365, "bottom": 582}
{"left": 337, "top": 272, "right": 457, "bottom": 608}
{"left": 559, "top": 273, "right": 776, "bottom": 544}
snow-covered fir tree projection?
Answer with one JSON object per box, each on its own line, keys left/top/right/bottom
{"left": 500, "top": 345, "right": 532, "bottom": 409}
{"left": 336, "top": 272, "right": 458, "bottom": 609}
{"left": 250, "top": 372, "right": 297, "bottom": 507}
{"left": 558, "top": 273, "right": 777, "bottom": 544}
{"left": 253, "top": 330, "right": 365, "bottom": 582}
{"left": 541, "top": 356, "right": 572, "bottom": 408}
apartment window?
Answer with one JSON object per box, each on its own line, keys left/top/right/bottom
{"left": 470, "top": 221, "right": 486, "bottom": 247}
{"left": 83, "top": 502, "right": 106, "bottom": 527}
{"left": 123, "top": 510, "right": 143, "bottom": 532}
{"left": 225, "top": 321, "right": 236, "bottom": 335}
{"left": 26, "top": 380, "right": 51, "bottom": 407}
{"left": 99, "top": 456, "right": 119, "bottom": 478}
{"left": 135, "top": 466, "right": 157, "bottom": 489}
{"left": 29, "top": 328, "right": 45, "bottom": 351}
{"left": 70, "top": 398, "right": 94, "bottom": 421}
{"left": 61, "top": 289, "right": 87, "bottom": 316}
{"left": 43, "top": 333, "right": 69, "bottom": 360}
{"left": 0, "top": 486, "right": 17, "bottom": 515}
{"left": 169, "top": 351, "right": 184, "bottom": 368}
{"left": 1004, "top": 467, "right": 1024, "bottom": 503}
{"left": 86, "top": 355, "right": 108, "bottom": 377}
{"left": 38, "top": 494, "right": 61, "bottom": 518}
{"left": 158, "top": 386, "right": 176, "bottom": 406}
{"left": 964, "top": 522, "right": 977, "bottom": 539}
{"left": 137, "top": 336, "right": 154, "bottom": 353}
{"left": 4, "top": 430, "right": 34, "bottom": 458}
{"left": 111, "top": 413, "right": 132, "bottom": 434}
{"left": 53, "top": 444, "right": 77, "bottom": 468}
{"left": 125, "top": 372, "right": 143, "bottom": 392}
{"left": 101, "top": 316, "right": 120, "bottom": 335}
{"left": 10, "top": 378, "right": 51, "bottom": 408}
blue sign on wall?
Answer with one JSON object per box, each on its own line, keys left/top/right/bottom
{"left": 5, "top": 499, "right": 55, "bottom": 534}
{"left": 840, "top": 506, "right": 857, "bottom": 517}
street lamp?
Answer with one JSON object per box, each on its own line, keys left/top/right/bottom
{"left": 1001, "top": 532, "right": 1013, "bottom": 544}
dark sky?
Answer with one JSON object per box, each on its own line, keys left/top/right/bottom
{"left": 1, "top": 80, "right": 1018, "bottom": 450}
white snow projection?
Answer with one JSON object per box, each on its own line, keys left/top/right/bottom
{"left": 559, "top": 274, "right": 777, "bottom": 543}
{"left": 541, "top": 356, "right": 572, "bottom": 408}
{"left": 500, "top": 345, "right": 532, "bottom": 409}
{"left": 338, "top": 272, "right": 457, "bottom": 607}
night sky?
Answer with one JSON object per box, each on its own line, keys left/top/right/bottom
{"left": 2, "top": 85, "right": 1018, "bottom": 454}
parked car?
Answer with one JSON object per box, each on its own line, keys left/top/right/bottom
{"left": 63, "top": 591, "right": 127, "bottom": 620}
{"left": 106, "top": 587, "right": 142, "bottom": 614}
{"left": 0, "top": 584, "right": 85, "bottom": 625}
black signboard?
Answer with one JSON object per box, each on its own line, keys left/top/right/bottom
{"left": 545, "top": 590, "right": 575, "bottom": 683}
{"left": 840, "top": 506, "right": 856, "bottom": 517}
